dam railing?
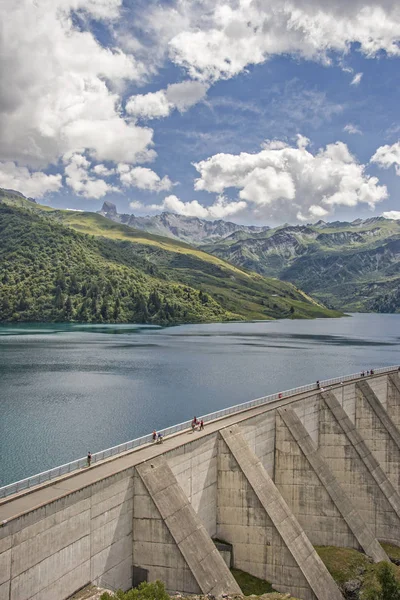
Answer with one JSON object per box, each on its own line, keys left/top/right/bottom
{"left": 1, "top": 364, "right": 398, "bottom": 499}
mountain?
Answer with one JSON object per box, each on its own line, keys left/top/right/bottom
{"left": 0, "top": 190, "right": 339, "bottom": 324}
{"left": 98, "top": 201, "right": 270, "bottom": 244}
{"left": 202, "top": 219, "right": 400, "bottom": 312}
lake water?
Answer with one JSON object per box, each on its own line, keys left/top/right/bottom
{"left": 1, "top": 313, "right": 400, "bottom": 487}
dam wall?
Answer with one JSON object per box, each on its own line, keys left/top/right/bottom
{"left": 1, "top": 369, "right": 400, "bottom": 600}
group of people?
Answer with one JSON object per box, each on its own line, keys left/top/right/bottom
{"left": 361, "top": 369, "right": 375, "bottom": 377}
{"left": 191, "top": 416, "right": 204, "bottom": 432}
{"left": 152, "top": 430, "right": 164, "bottom": 444}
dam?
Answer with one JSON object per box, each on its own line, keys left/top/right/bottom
{"left": 1, "top": 366, "right": 400, "bottom": 600}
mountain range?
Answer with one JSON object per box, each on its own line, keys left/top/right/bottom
{"left": 0, "top": 189, "right": 337, "bottom": 324}
{"left": 98, "top": 202, "right": 400, "bottom": 313}
{"left": 98, "top": 201, "right": 270, "bottom": 244}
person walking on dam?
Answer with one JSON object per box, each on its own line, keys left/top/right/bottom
{"left": 87, "top": 451, "right": 92, "bottom": 467}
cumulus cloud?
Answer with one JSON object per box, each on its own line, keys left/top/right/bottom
{"left": 371, "top": 142, "right": 400, "bottom": 175}
{"left": 92, "top": 164, "right": 115, "bottom": 177}
{"left": 193, "top": 136, "right": 387, "bottom": 222}
{"left": 132, "top": 194, "right": 246, "bottom": 219}
{"left": 382, "top": 211, "right": 400, "bottom": 220}
{"left": 350, "top": 72, "right": 363, "bottom": 86}
{"left": 63, "top": 153, "right": 119, "bottom": 199}
{"left": 0, "top": 0, "right": 154, "bottom": 169}
{"left": 126, "top": 81, "right": 208, "bottom": 120}
{"left": 144, "top": 0, "right": 400, "bottom": 82}
{"left": 0, "top": 162, "right": 62, "bottom": 198}
{"left": 344, "top": 124, "right": 362, "bottom": 135}
{"left": 118, "top": 165, "right": 174, "bottom": 192}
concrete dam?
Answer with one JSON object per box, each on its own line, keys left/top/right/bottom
{"left": 1, "top": 368, "right": 400, "bottom": 600}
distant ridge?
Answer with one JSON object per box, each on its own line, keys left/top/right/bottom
{"left": 98, "top": 201, "right": 270, "bottom": 244}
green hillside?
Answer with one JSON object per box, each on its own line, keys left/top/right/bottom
{"left": 0, "top": 193, "right": 340, "bottom": 324}
{"left": 202, "top": 220, "right": 400, "bottom": 312}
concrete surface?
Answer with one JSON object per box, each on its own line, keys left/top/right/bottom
{"left": 1, "top": 371, "right": 399, "bottom": 600}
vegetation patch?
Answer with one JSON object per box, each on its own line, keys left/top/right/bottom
{"left": 99, "top": 580, "right": 299, "bottom": 600}
{"left": 316, "top": 545, "right": 400, "bottom": 599}
{"left": 0, "top": 196, "right": 341, "bottom": 324}
{"left": 230, "top": 568, "right": 275, "bottom": 595}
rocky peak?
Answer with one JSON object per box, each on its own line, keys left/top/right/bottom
{"left": 99, "top": 201, "right": 118, "bottom": 218}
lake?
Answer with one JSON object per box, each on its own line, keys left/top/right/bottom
{"left": 1, "top": 313, "right": 400, "bottom": 486}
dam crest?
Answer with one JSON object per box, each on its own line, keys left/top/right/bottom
{"left": 1, "top": 368, "right": 400, "bottom": 600}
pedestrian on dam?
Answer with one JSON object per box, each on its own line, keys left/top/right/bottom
{"left": 200, "top": 419, "right": 204, "bottom": 431}
{"left": 316, "top": 380, "right": 320, "bottom": 389}
{"left": 87, "top": 452, "right": 92, "bottom": 467}
{"left": 192, "top": 417, "right": 197, "bottom": 432}
{"left": 152, "top": 430, "right": 157, "bottom": 442}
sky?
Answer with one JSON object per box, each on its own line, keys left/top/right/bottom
{"left": 1, "top": 0, "right": 400, "bottom": 226}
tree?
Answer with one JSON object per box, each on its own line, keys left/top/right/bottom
{"left": 101, "top": 299, "right": 109, "bottom": 320}
{"left": 64, "top": 296, "right": 73, "bottom": 318}
{"left": 100, "top": 580, "right": 170, "bottom": 600}
{"left": 377, "top": 562, "right": 400, "bottom": 600}
{"left": 113, "top": 297, "right": 120, "bottom": 321}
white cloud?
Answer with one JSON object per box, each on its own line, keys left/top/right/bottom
{"left": 371, "top": 142, "right": 400, "bottom": 175}
{"left": 140, "top": 0, "right": 400, "bottom": 83}
{"left": 143, "top": 1, "right": 400, "bottom": 82}
{"left": 126, "top": 81, "right": 208, "bottom": 120}
{"left": 118, "top": 165, "right": 174, "bottom": 192}
{"left": 0, "top": 0, "right": 154, "bottom": 170}
{"left": 137, "top": 194, "right": 247, "bottom": 219}
{"left": 0, "top": 162, "right": 62, "bottom": 198}
{"left": 351, "top": 72, "right": 363, "bottom": 86}
{"left": 129, "top": 201, "right": 144, "bottom": 211}
{"left": 344, "top": 124, "right": 362, "bottom": 135}
{"left": 63, "top": 153, "right": 119, "bottom": 199}
{"left": 126, "top": 91, "right": 171, "bottom": 120}
{"left": 382, "top": 211, "right": 400, "bottom": 220}
{"left": 92, "top": 164, "right": 116, "bottom": 177}
{"left": 193, "top": 138, "right": 387, "bottom": 222}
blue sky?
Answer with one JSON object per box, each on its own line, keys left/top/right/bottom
{"left": 1, "top": 0, "right": 400, "bottom": 225}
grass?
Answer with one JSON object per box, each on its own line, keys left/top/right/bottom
{"left": 56, "top": 210, "right": 251, "bottom": 277}
{"left": 315, "top": 546, "right": 372, "bottom": 585}
{"left": 316, "top": 545, "right": 400, "bottom": 598}
{"left": 381, "top": 543, "right": 400, "bottom": 561}
{"left": 231, "top": 568, "right": 275, "bottom": 595}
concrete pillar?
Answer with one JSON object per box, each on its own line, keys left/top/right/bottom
{"left": 319, "top": 391, "right": 400, "bottom": 545}
{"left": 135, "top": 457, "right": 240, "bottom": 596}
{"left": 276, "top": 408, "right": 387, "bottom": 562}
{"left": 219, "top": 425, "right": 344, "bottom": 600}
{"left": 356, "top": 381, "right": 400, "bottom": 491}
{"left": 388, "top": 374, "right": 400, "bottom": 430}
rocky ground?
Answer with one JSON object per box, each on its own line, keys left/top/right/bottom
{"left": 69, "top": 588, "right": 299, "bottom": 600}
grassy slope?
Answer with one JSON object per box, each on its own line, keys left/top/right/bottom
{"left": 316, "top": 545, "right": 400, "bottom": 597}
{"left": 0, "top": 195, "right": 340, "bottom": 322}
{"left": 0, "top": 203, "right": 234, "bottom": 324}
{"left": 203, "top": 220, "right": 400, "bottom": 312}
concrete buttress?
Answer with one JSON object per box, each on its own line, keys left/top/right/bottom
{"left": 388, "top": 374, "right": 400, "bottom": 429}
{"left": 355, "top": 380, "right": 400, "bottom": 491}
{"left": 135, "top": 457, "right": 240, "bottom": 596}
{"left": 276, "top": 407, "right": 387, "bottom": 562}
{"left": 219, "top": 425, "right": 344, "bottom": 600}
{"left": 320, "top": 390, "right": 400, "bottom": 544}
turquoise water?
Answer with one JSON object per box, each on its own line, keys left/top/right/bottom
{"left": 1, "top": 314, "right": 399, "bottom": 486}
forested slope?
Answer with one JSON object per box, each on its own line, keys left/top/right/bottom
{"left": 0, "top": 199, "right": 340, "bottom": 323}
